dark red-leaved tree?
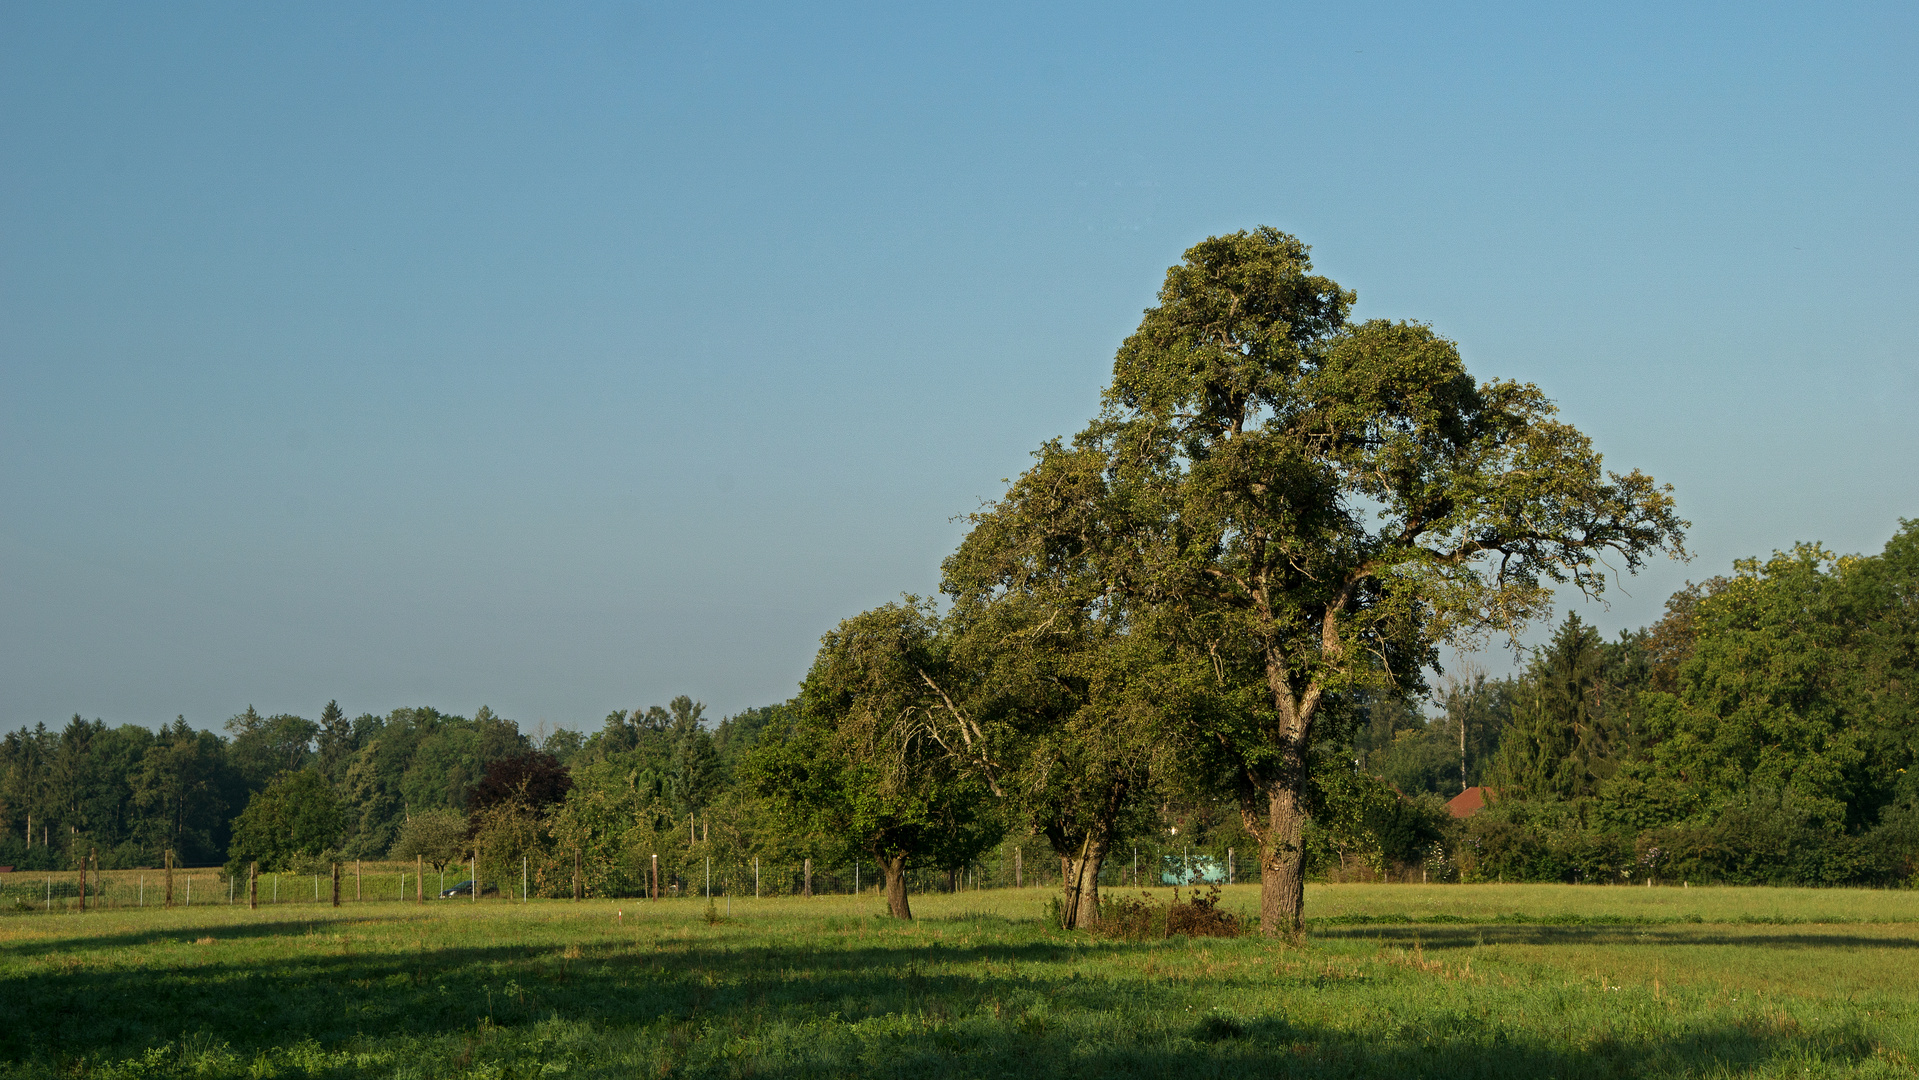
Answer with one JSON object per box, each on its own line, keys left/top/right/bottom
{"left": 466, "top": 751, "right": 572, "bottom": 818}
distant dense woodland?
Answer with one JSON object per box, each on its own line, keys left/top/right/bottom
{"left": 3, "top": 230, "right": 1915, "bottom": 929}
{"left": 4, "top": 521, "right": 1915, "bottom": 904}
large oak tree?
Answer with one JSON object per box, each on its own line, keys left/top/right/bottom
{"left": 982, "top": 227, "right": 1686, "bottom": 936}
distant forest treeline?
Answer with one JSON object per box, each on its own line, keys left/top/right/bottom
{"left": 0, "top": 697, "right": 765, "bottom": 875}
{"left": 1453, "top": 524, "right": 1918, "bottom": 887}
{"left": 3, "top": 524, "right": 1914, "bottom": 895}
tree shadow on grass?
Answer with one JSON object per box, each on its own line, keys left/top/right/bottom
{"left": 1, "top": 904, "right": 1039, "bottom": 959}
{"left": 1, "top": 933, "right": 1156, "bottom": 1055}
{"left": 1315, "top": 924, "right": 1919, "bottom": 952}
{"left": 831, "top": 1014, "right": 1877, "bottom": 1080}
{"left": 0, "top": 929, "right": 1888, "bottom": 1078}
{"left": 0, "top": 914, "right": 457, "bottom": 957}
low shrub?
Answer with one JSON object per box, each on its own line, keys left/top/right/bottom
{"left": 1165, "top": 884, "right": 1240, "bottom": 938}
{"left": 1091, "top": 884, "right": 1240, "bottom": 940}
{"left": 1092, "top": 892, "right": 1160, "bottom": 940}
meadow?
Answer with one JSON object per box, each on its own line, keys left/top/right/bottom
{"left": 2, "top": 881, "right": 1916, "bottom": 1079}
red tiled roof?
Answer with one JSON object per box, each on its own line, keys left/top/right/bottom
{"left": 1447, "top": 786, "right": 1493, "bottom": 818}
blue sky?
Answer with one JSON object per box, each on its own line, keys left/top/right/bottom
{"left": 3, "top": 2, "right": 1914, "bottom": 732}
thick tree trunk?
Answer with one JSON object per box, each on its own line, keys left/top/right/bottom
{"left": 1258, "top": 634, "right": 1321, "bottom": 940}
{"left": 1063, "top": 836, "right": 1107, "bottom": 929}
{"left": 882, "top": 854, "right": 912, "bottom": 919}
{"left": 1261, "top": 779, "right": 1308, "bottom": 939}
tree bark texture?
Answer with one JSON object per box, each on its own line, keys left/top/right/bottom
{"left": 882, "top": 854, "right": 912, "bottom": 919}
{"left": 1262, "top": 778, "right": 1309, "bottom": 940}
{"left": 1255, "top": 632, "right": 1322, "bottom": 939}
{"left": 1062, "top": 836, "right": 1107, "bottom": 929}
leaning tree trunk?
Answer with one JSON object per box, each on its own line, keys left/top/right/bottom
{"left": 881, "top": 854, "right": 912, "bottom": 920}
{"left": 1063, "top": 835, "right": 1107, "bottom": 929}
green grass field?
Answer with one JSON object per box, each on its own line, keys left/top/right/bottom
{"left": 3, "top": 883, "right": 1916, "bottom": 1078}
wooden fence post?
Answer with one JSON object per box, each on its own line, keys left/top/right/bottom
{"left": 803, "top": 857, "right": 812, "bottom": 898}
{"left": 416, "top": 855, "right": 424, "bottom": 904}
{"left": 331, "top": 862, "right": 341, "bottom": 907}
{"left": 1016, "top": 847, "right": 1022, "bottom": 888}
{"left": 165, "top": 849, "right": 174, "bottom": 909}
{"left": 248, "top": 862, "right": 258, "bottom": 909}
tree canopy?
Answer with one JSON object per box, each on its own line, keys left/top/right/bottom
{"left": 969, "top": 227, "right": 1687, "bottom": 934}
{"left": 225, "top": 769, "right": 343, "bottom": 875}
{"left": 746, "top": 602, "right": 1000, "bottom": 919}
{"left": 10, "top": 228, "right": 1917, "bottom": 929}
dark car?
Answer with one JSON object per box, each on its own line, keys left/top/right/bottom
{"left": 438, "top": 880, "right": 500, "bottom": 898}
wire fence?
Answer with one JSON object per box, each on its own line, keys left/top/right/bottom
{"left": 1, "top": 839, "right": 1269, "bottom": 914}
{"left": 0, "top": 863, "right": 494, "bottom": 912}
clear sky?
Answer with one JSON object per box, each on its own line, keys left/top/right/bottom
{"left": 3, "top": 2, "right": 1914, "bottom": 733}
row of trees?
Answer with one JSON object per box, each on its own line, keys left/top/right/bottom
{"left": 731, "top": 226, "right": 1687, "bottom": 936}
{"left": 0, "top": 702, "right": 560, "bottom": 872}
{"left": 1324, "top": 517, "right": 1919, "bottom": 890}
{"left": 1450, "top": 527, "right": 1919, "bottom": 886}
{"left": 739, "top": 229, "right": 1913, "bottom": 924}
{"left": 7, "top": 229, "right": 1910, "bottom": 939}
{"left": 0, "top": 229, "right": 1693, "bottom": 938}
{"left": 17, "top": 514, "right": 1908, "bottom": 916}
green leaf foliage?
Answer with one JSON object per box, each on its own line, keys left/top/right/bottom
{"left": 965, "top": 226, "right": 1686, "bottom": 932}
{"left": 225, "top": 769, "right": 343, "bottom": 875}
{"left": 744, "top": 601, "right": 1001, "bottom": 917}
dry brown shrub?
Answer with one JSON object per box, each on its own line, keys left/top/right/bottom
{"left": 1093, "top": 892, "right": 1162, "bottom": 940}
{"left": 1091, "top": 884, "right": 1240, "bottom": 940}
{"left": 1165, "top": 884, "right": 1240, "bottom": 938}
